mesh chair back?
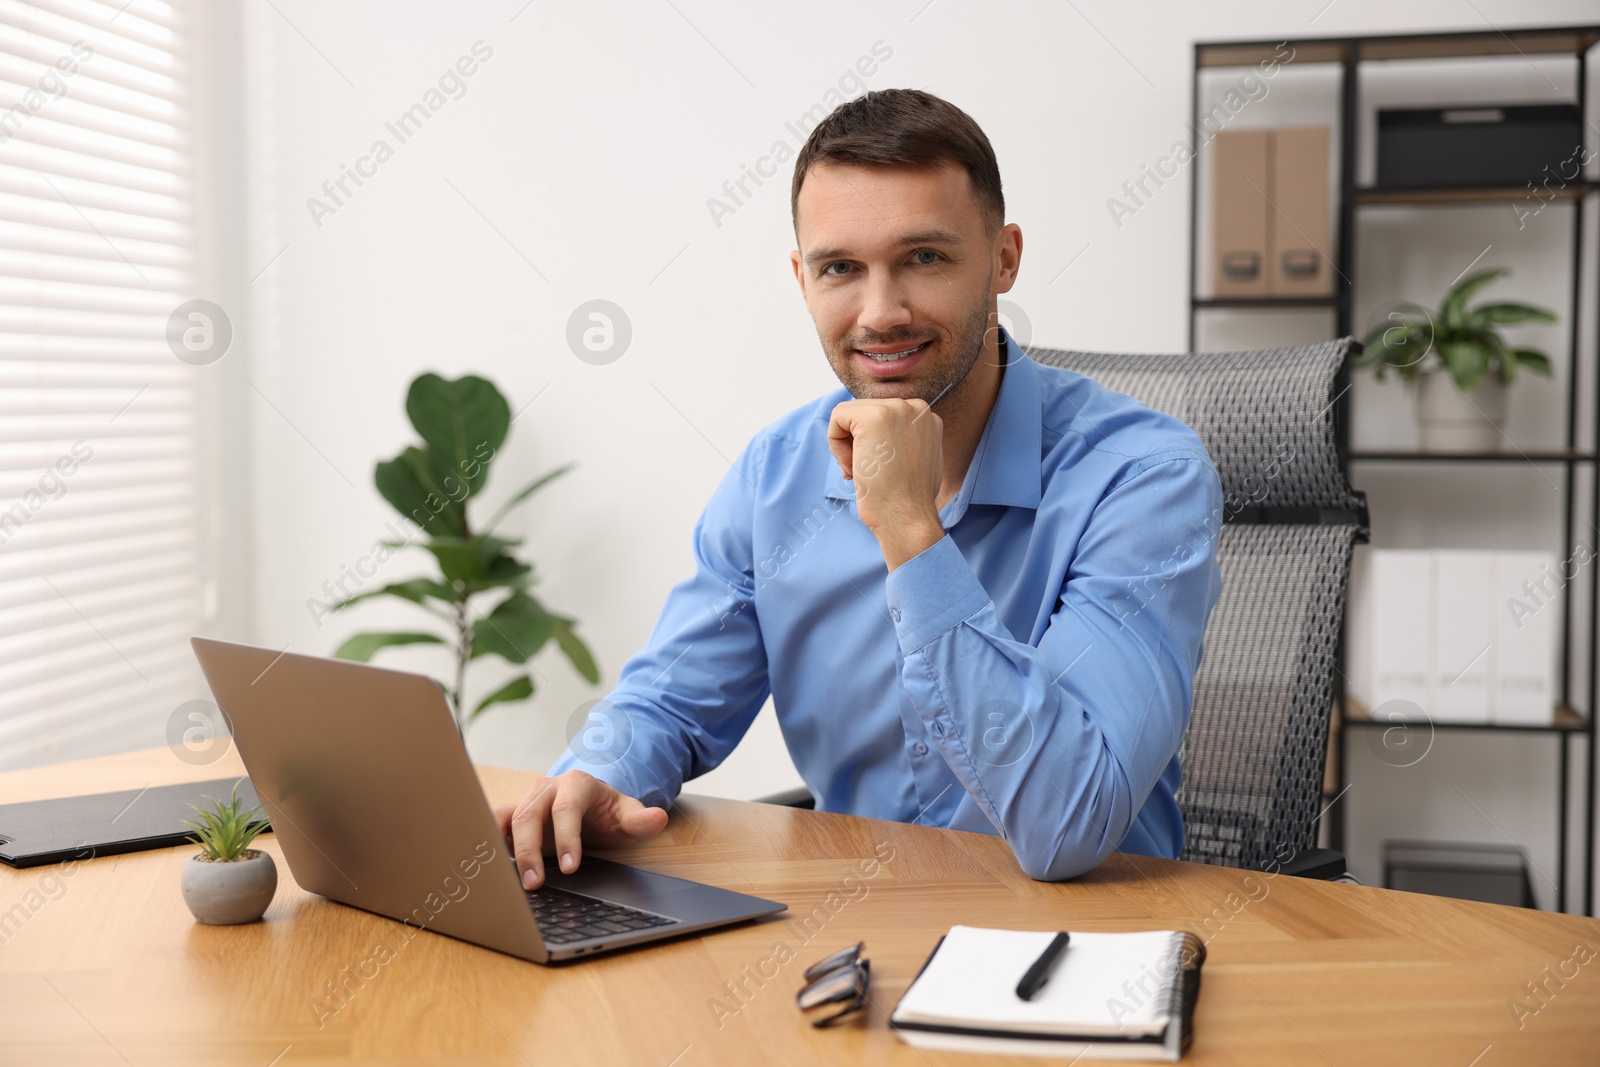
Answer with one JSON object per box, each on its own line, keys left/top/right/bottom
{"left": 1036, "top": 342, "right": 1364, "bottom": 514}
{"left": 1027, "top": 339, "right": 1365, "bottom": 870}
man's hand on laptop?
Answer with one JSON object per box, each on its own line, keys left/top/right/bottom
{"left": 495, "top": 770, "right": 670, "bottom": 890}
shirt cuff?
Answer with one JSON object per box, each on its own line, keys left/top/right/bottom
{"left": 884, "top": 534, "right": 990, "bottom": 655}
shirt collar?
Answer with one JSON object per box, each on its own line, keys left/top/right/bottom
{"left": 823, "top": 327, "right": 1043, "bottom": 515}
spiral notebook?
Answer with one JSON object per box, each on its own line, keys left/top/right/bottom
{"left": 890, "top": 926, "right": 1205, "bottom": 1061}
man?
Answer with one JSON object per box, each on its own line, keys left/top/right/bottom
{"left": 497, "top": 89, "right": 1222, "bottom": 887}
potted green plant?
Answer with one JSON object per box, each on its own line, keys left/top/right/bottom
{"left": 1356, "top": 268, "right": 1556, "bottom": 452}
{"left": 330, "top": 373, "right": 600, "bottom": 730}
{"left": 179, "top": 780, "right": 275, "bottom": 925}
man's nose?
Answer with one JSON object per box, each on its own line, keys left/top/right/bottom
{"left": 855, "top": 272, "right": 914, "bottom": 338}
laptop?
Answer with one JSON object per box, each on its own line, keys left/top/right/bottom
{"left": 190, "top": 637, "right": 786, "bottom": 963}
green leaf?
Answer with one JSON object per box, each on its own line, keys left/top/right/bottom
{"left": 484, "top": 463, "right": 573, "bottom": 533}
{"left": 1357, "top": 303, "right": 1435, "bottom": 384}
{"left": 1470, "top": 301, "right": 1558, "bottom": 326}
{"left": 1441, "top": 342, "right": 1489, "bottom": 391}
{"left": 485, "top": 553, "right": 533, "bottom": 580}
{"left": 406, "top": 374, "right": 510, "bottom": 500}
{"left": 553, "top": 617, "right": 600, "bottom": 684}
{"left": 1482, "top": 331, "right": 1516, "bottom": 384}
{"left": 421, "top": 538, "right": 484, "bottom": 583}
{"left": 1497, "top": 355, "right": 1516, "bottom": 385}
{"left": 1355, "top": 326, "right": 1394, "bottom": 364}
{"left": 1514, "top": 348, "right": 1553, "bottom": 376}
{"left": 375, "top": 446, "right": 466, "bottom": 537}
{"left": 1360, "top": 321, "right": 1431, "bottom": 372}
{"left": 420, "top": 534, "right": 523, "bottom": 584}
{"left": 471, "top": 592, "right": 557, "bottom": 664}
{"left": 332, "top": 577, "right": 459, "bottom": 612}
{"left": 184, "top": 779, "right": 269, "bottom": 861}
{"left": 463, "top": 554, "right": 536, "bottom": 596}
{"left": 403, "top": 447, "right": 471, "bottom": 533}
{"left": 1442, "top": 268, "right": 1507, "bottom": 330}
{"left": 334, "top": 631, "right": 445, "bottom": 663}
{"left": 471, "top": 674, "right": 535, "bottom": 720}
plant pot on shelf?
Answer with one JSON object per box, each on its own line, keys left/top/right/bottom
{"left": 1414, "top": 371, "right": 1507, "bottom": 453}
{"left": 181, "top": 849, "right": 277, "bottom": 925}
{"left": 1359, "top": 268, "right": 1555, "bottom": 454}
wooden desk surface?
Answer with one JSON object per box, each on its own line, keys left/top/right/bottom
{"left": 1, "top": 748, "right": 1596, "bottom": 1066}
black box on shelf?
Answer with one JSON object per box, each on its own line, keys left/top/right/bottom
{"left": 1383, "top": 840, "right": 1535, "bottom": 907}
{"left": 1376, "top": 103, "right": 1581, "bottom": 190}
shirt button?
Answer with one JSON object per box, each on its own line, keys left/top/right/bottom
{"left": 912, "top": 741, "right": 928, "bottom": 755}
{"left": 890, "top": 608, "right": 903, "bottom": 623}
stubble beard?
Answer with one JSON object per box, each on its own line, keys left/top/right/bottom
{"left": 823, "top": 277, "right": 995, "bottom": 409}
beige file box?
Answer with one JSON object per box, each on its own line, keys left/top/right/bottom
{"left": 1210, "top": 129, "right": 1270, "bottom": 298}
{"left": 1268, "top": 126, "right": 1334, "bottom": 297}
{"left": 1209, "top": 126, "right": 1333, "bottom": 298}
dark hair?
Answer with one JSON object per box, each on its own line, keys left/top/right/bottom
{"left": 790, "top": 88, "right": 1005, "bottom": 236}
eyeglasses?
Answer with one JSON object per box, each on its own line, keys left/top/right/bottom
{"left": 796, "top": 941, "right": 870, "bottom": 1027}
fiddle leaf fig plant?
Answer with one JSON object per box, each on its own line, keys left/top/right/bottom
{"left": 1356, "top": 268, "right": 1556, "bottom": 391}
{"left": 331, "top": 373, "right": 600, "bottom": 730}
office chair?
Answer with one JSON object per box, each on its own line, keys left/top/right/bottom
{"left": 761, "top": 337, "right": 1367, "bottom": 881}
{"left": 1027, "top": 338, "right": 1367, "bottom": 879}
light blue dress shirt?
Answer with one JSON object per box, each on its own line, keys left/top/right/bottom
{"left": 551, "top": 330, "right": 1223, "bottom": 880}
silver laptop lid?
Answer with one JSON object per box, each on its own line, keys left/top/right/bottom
{"left": 190, "top": 637, "right": 547, "bottom": 962}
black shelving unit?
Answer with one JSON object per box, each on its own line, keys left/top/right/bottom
{"left": 1189, "top": 25, "right": 1600, "bottom": 915}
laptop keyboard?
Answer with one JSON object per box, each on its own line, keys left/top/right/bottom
{"left": 526, "top": 883, "right": 677, "bottom": 944}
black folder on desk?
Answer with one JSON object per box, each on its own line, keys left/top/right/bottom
{"left": 0, "top": 777, "right": 268, "bottom": 868}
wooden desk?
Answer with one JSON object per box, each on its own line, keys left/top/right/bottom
{"left": 1, "top": 748, "right": 1596, "bottom": 1065}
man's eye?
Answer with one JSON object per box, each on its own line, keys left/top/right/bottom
{"left": 823, "top": 262, "right": 852, "bottom": 276}
{"left": 913, "top": 249, "right": 941, "bottom": 265}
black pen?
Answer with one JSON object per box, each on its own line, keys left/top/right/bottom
{"left": 1015, "top": 931, "right": 1071, "bottom": 1001}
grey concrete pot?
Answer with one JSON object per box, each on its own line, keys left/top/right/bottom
{"left": 1415, "top": 371, "right": 1507, "bottom": 452}
{"left": 181, "top": 849, "right": 277, "bottom": 925}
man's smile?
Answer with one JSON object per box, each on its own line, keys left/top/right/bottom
{"left": 854, "top": 338, "right": 933, "bottom": 375}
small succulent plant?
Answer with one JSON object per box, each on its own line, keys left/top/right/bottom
{"left": 183, "top": 779, "right": 269, "bottom": 862}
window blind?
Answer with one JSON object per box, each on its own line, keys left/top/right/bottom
{"left": 0, "top": 0, "right": 207, "bottom": 770}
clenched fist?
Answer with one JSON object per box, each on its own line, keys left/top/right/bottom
{"left": 828, "top": 397, "right": 947, "bottom": 570}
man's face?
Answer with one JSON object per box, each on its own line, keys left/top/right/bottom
{"left": 791, "top": 162, "right": 1008, "bottom": 408}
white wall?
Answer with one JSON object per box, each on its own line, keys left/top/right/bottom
{"left": 232, "top": 1, "right": 1600, "bottom": 906}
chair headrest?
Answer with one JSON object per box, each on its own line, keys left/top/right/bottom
{"left": 1027, "top": 338, "right": 1365, "bottom": 517}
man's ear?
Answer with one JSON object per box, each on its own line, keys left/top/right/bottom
{"left": 993, "top": 223, "right": 1023, "bottom": 296}
{"left": 790, "top": 248, "right": 808, "bottom": 299}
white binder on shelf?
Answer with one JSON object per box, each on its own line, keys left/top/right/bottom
{"left": 1492, "top": 552, "right": 1557, "bottom": 726}
{"left": 1431, "top": 550, "right": 1494, "bottom": 724}
{"left": 1368, "top": 550, "right": 1432, "bottom": 719}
